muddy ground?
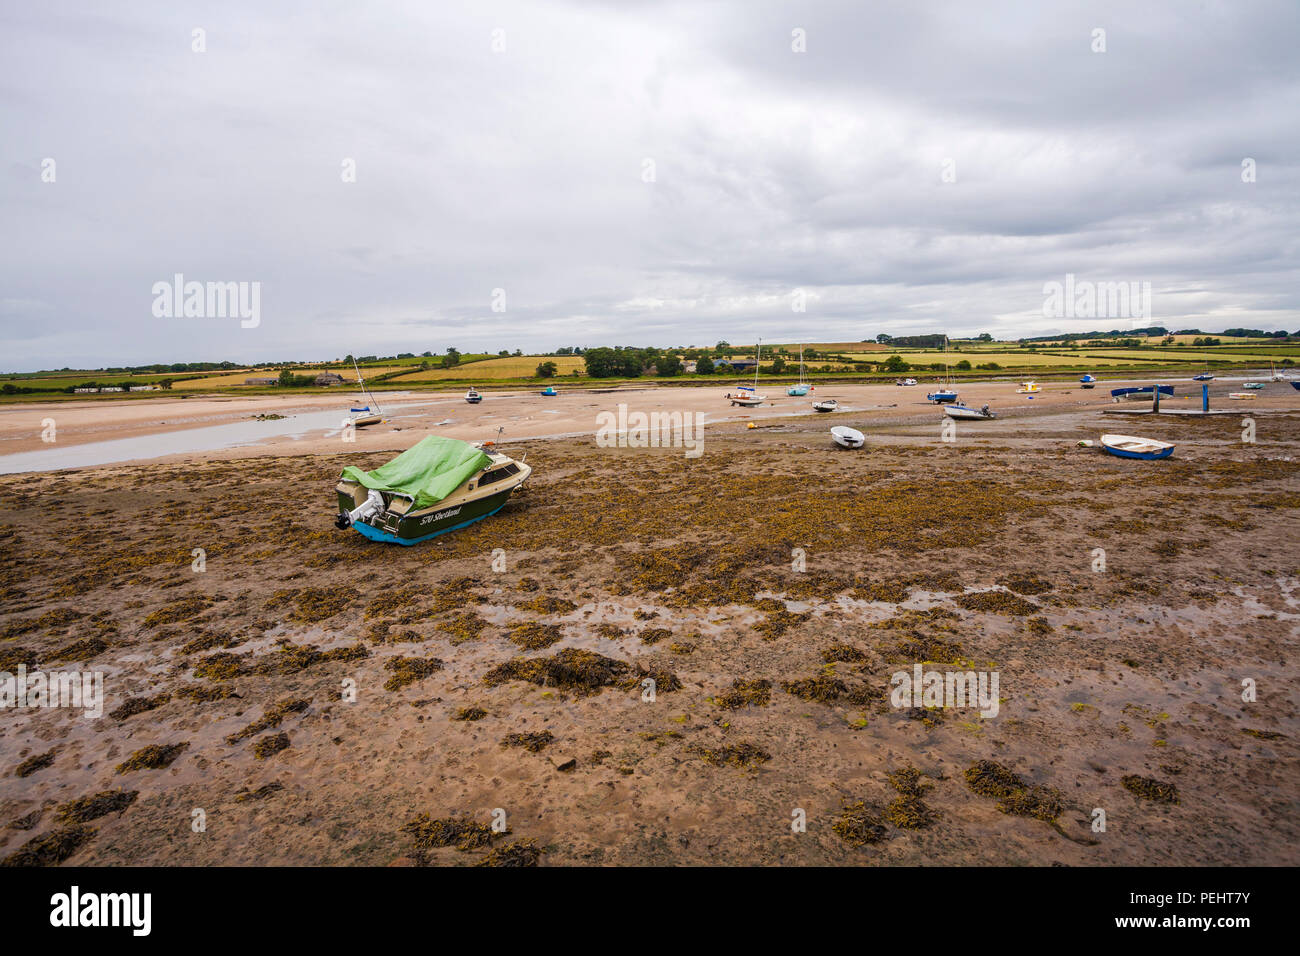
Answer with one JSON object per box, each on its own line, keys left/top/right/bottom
{"left": 1, "top": 404, "right": 1297, "bottom": 866}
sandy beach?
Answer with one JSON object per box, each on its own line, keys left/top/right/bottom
{"left": 1, "top": 383, "right": 1297, "bottom": 865}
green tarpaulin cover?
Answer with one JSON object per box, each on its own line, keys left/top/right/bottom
{"left": 340, "top": 436, "right": 491, "bottom": 510}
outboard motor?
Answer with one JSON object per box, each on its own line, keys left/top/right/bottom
{"left": 335, "top": 489, "right": 384, "bottom": 530}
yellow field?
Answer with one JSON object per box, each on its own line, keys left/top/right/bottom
{"left": 389, "top": 356, "right": 587, "bottom": 381}
{"left": 171, "top": 365, "right": 412, "bottom": 389}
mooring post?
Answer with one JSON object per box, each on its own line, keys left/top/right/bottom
{"left": 1202, "top": 383, "right": 1209, "bottom": 412}
{"left": 1153, "top": 383, "right": 1161, "bottom": 412}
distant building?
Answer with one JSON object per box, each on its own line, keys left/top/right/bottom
{"left": 245, "top": 377, "right": 278, "bottom": 386}
{"left": 314, "top": 372, "right": 346, "bottom": 386}
{"left": 682, "top": 360, "right": 697, "bottom": 373}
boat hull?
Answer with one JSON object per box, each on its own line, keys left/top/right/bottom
{"left": 339, "top": 485, "right": 519, "bottom": 545}
{"left": 350, "top": 415, "right": 381, "bottom": 428}
{"left": 1100, "top": 434, "right": 1175, "bottom": 460}
{"left": 731, "top": 397, "right": 764, "bottom": 407}
{"left": 1292, "top": 381, "right": 1300, "bottom": 391}
{"left": 787, "top": 385, "right": 810, "bottom": 396}
{"left": 944, "top": 405, "right": 994, "bottom": 420}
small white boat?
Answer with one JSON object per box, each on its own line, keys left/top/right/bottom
{"left": 831, "top": 425, "right": 865, "bottom": 449}
{"left": 465, "top": 387, "right": 482, "bottom": 404}
{"left": 1100, "top": 434, "right": 1174, "bottom": 460}
{"left": 730, "top": 385, "right": 765, "bottom": 407}
{"left": 895, "top": 378, "right": 918, "bottom": 386}
{"left": 812, "top": 399, "right": 838, "bottom": 412}
{"left": 1228, "top": 391, "right": 1256, "bottom": 400}
{"left": 944, "top": 403, "right": 996, "bottom": 420}
{"left": 1017, "top": 381, "right": 1040, "bottom": 394}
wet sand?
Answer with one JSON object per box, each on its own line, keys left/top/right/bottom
{"left": 1, "top": 393, "right": 1298, "bottom": 866}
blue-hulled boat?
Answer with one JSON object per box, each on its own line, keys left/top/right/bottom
{"left": 1292, "top": 381, "right": 1300, "bottom": 391}
{"left": 1111, "top": 385, "right": 1174, "bottom": 401}
{"left": 1101, "top": 434, "right": 1175, "bottom": 461}
{"left": 540, "top": 386, "right": 558, "bottom": 397}
{"left": 1079, "top": 374, "right": 1096, "bottom": 388}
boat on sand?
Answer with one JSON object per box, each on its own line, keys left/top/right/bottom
{"left": 812, "top": 399, "right": 838, "bottom": 412}
{"left": 335, "top": 435, "right": 530, "bottom": 545}
{"left": 1100, "top": 434, "right": 1174, "bottom": 461}
{"left": 831, "top": 425, "right": 865, "bottom": 449}
{"left": 944, "top": 403, "right": 995, "bottom": 420}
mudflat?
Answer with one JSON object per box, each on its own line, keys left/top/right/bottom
{"left": 1, "top": 396, "right": 1297, "bottom": 865}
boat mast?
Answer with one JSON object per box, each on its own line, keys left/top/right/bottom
{"left": 353, "top": 356, "right": 382, "bottom": 415}
{"left": 754, "top": 338, "right": 761, "bottom": 390}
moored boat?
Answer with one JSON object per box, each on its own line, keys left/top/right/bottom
{"left": 1079, "top": 374, "right": 1096, "bottom": 388}
{"left": 1100, "top": 434, "right": 1175, "bottom": 461}
{"left": 926, "top": 388, "right": 959, "bottom": 403}
{"left": 786, "top": 345, "right": 810, "bottom": 396}
{"left": 1292, "top": 381, "right": 1300, "bottom": 391}
{"left": 335, "top": 435, "right": 530, "bottom": 545}
{"left": 1243, "top": 381, "right": 1266, "bottom": 390}
{"left": 347, "top": 357, "right": 383, "bottom": 427}
{"left": 1017, "top": 381, "right": 1040, "bottom": 394}
{"left": 1228, "top": 391, "right": 1256, "bottom": 400}
{"left": 465, "top": 387, "right": 483, "bottom": 404}
{"left": 896, "top": 378, "right": 918, "bottom": 387}
{"left": 730, "top": 339, "right": 768, "bottom": 406}
{"left": 944, "top": 403, "right": 995, "bottom": 420}
{"left": 812, "top": 399, "right": 838, "bottom": 412}
{"left": 540, "top": 386, "right": 558, "bottom": 397}
{"left": 1111, "top": 385, "right": 1174, "bottom": 401}
{"left": 831, "top": 425, "right": 865, "bottom": 449}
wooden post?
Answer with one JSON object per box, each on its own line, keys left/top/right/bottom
{"left": 1152, "top": 384, "right": 1161, "bottom": 412}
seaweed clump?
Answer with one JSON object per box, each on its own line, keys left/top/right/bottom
{"left": 116, "top": 743, "right": 189, "bottom": 774}
{"left": 453, "top": 707, "right": 488, "bottom": 721}
{"left": 55, "top": 790, "right": 138, "bottom": 824}
{"left": 252, "top": 733, "right": 290, "bottom": 760}
{"left": 955, "top": 591, "right": 1040, "bottom": 616}
{"left": 15, "top": 749, "right": 56, "bottom": 778}
{"left": 833, "top": 802, "right": 887, "bottom": 847}
{"left": 476, "top": 839, "right": 542, "bottom": 867}
{"left": 507, "top": 622, "right": 563, "bottom": 650}
{"left": 226, "top": 698, "right": 310, "bottom": 744}
{"left": 484, "top": 648, "right": 628, "bottom": 696}
{"left": 964, "top": 760, "right": 1062, "bottom": 822}
{"left": 1120, "top": 774, "right": 1180, "bottom": 804}
{"left": 884, "top": 767, "right": 937, "bottom": 829}
{"left": 501, "top": 731, "right": 555, "bottom": 752}
{"left": 713, "top": 678, "right": 772, "bottom": 710}
{"left": 0, "top": 824, "right": 95, "bottom": 867}
{"left": 782, "top": 674, "right": 875, "bottom": 706}
{"left": 383, "top": 656, "right": 445, "bottom": 691}
{"left": 688, "top": 742, "right": 771, "bottom": 770}
{"left": 402, "top": 814, "right": 502, "bottom": 851}
{"left": 109, "top": 693, "right": 171, "bottom": 721}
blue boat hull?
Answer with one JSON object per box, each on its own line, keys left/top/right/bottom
{"left": 1103, "top": 444, "right": 1174, "bottom": 461}
{"left": 352, "top": 501, "right": 509, "bottom": 545}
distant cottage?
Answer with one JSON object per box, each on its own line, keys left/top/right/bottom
{"left": 314, "top": 372, "right": 346, "bottom": 386}
{"left": 244, "top": 377, "right": 278, "bottom": 386}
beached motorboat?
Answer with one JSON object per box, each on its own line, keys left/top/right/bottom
{"left": 1292, "top": 381, "right": 1300, "bottom": 391}
{"left": 831, "top": 425, "right": 865, "bottom": 449}
{"left": 1243, "top": 382, "right": 1266, "bottom": 390}
{"left": 812, "top": 399, "right": 838, "bottom": 412}
{"left": 1017, "top": 381, "right": 1040, "bottom": 394}
{"left": 944, "top": 403, "right": 995, "bottom": 420}
{"left": 926, "top": 388, "right": 958, "bottom": 403}
{"left": 1111, "top": 385, "right": 1174, "bottom": 401}
{"left": 540, "top": 386, "right": 558, "bottom": 397}
{"left": 1079, "top": 374, "right": 1096, "bottom": 388}
{"left": 896, "top": 378, "right": 918, "bottom": 387}
{"left": 1193, "top": 372, "right": 1214, "bottom": 381}
{"left": 335, "top": 435, "right": 530, "bottom": 545}
{"left": 1100, "top": 434, "right": 1175, "bottom": 461}
{"left": 465, "top": 387, "right": 482, "bottom": 404}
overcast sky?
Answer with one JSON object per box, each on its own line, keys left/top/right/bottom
{"left": 2, "top": 0, "right": 1297, "bottom": 371}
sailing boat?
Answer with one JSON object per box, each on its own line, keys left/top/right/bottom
{"left": 1193, "top": 361, "right": 1214, "bottom": 382}
{"left": 730, "top": 339, "right": 767, "bottom": 407}
{"left": 926, "top": 336, "right": 959, "bottom": 404}
{"left": 786, "top": 345, "right": 810, "bottom": 396}
{"left": 348, "top": 358, "right": 382, "bottom": 427}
